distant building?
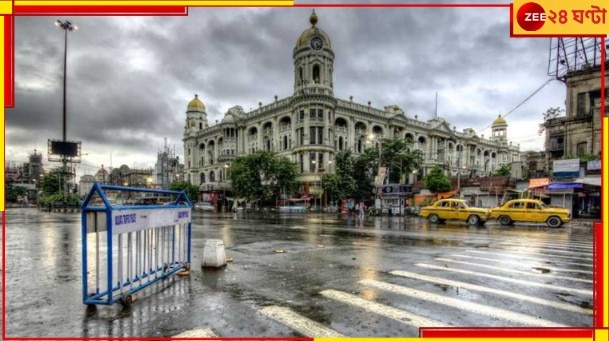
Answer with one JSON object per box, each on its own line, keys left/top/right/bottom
{"left": 182, "top": 11, "right": 520, "bottom": 198}
{"left": 5, "top": 149, "right": 44, "bottom": 184}
{"left": 155, "top": 138, "right": 184, "bottom": 189}
{"left": 78, "top": 174, "right": 95, "bottom": 197}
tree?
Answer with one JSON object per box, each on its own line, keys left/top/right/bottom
{"left": 169, "top": 180, "right": 199, "bottom": 202}
{"left": 538, "top": 107, "right": 564, "bottom": 135}
{"left": 493, "top": 164, "right": 511, "bottom": 177}
{"left": 230, "top": 152, "right": 297, "bottom": 205}
{"left": 379, "top": 138, "right": 424, "bottom": 183}
{"left": 424, "top": 165, "right": 451, "bottom": 194}
{"left": 323, "top": 150, "right": 357, "bottom": 200}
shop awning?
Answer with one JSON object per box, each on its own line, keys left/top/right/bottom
{"left": 574, "top": 176, "right": 601, "bottom": 187}
{"left": 547, "top": 183, "right": 583, "bottom": 190}
{"left": 529, "top": 178, "right": 550, "bottom": 189}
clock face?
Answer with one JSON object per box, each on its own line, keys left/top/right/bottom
{"left": 310, "top": 36, "right": 324, "bottom": 50}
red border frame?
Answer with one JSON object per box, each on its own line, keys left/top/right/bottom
{"left": 2, "top": 4, "right": 604, "bottom": 340}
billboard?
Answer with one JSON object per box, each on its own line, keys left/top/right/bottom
{"left": 48, "top": 139, "right": 82, "bottom": 163}
{"left": 552, "top": 158, "right": 580, "bottom": 178}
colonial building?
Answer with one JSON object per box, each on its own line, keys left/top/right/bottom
{"left": 542, "top": 64, "right": 606, "bottom": 172}
{"left": 183, "top": 12, "right": 520, "bottom": 197}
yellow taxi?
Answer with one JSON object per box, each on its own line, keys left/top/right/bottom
{"left": 419, "top": 199, "right": 490, "bottom": 225}
{"left": 490, "top": 199, "right": 570, "bottom": 228}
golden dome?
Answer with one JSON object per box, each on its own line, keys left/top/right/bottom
{"left": 492, "top": 114, "right": 507, "bottom": 126}
{"left": 187, "top": 94, "right": 206, "bottom": 111}
{"left": 295, "top": 10, "right": 332, "bottom": 50}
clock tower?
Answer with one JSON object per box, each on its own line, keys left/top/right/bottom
{"left": 293, "top": 10, "right": 334, "bottom": 95}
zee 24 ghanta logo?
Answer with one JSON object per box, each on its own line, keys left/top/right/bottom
{"left": 516, "top": 1, "right": 607, "bottom": 31}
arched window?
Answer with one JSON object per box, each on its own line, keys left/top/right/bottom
{"left": 200, "top": 173, "right": 206, "bottom": 184}
{"left": 209, "top": 171, "right": 215, "bottom": 182}
{"left": 313, "top": 64, "right": 320, "bottom": 84}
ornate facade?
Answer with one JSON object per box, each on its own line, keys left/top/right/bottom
{"left": 183, "top": 12, "right": 520, "bottom": 194}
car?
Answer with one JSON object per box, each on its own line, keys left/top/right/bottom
{"left": 419, "top": 199, "right": 490, "bottom": 226}
{"left": 490, "top": 199, "right": 570, "bottom": 228}
{"left": 194, "top": 201, "right": 215, "bottom": 211}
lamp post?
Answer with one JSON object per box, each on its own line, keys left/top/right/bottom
{"left": 367, "top": 134, "right": 383, "bottom": 213}
{"left": 223, "top": 164, "right": 229, "bottom": 212}
{"left": 312, "top": 159, "right": 318, "bottom": 211}
{"left": 55, "top": 20, "right": 78, "bottom": 202}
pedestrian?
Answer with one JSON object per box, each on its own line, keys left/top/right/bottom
{"left": 359, "top": 201, "right": 365, "bottom": 218}
{"left": 347, "top": 199, "right": 354, "bottom": 215}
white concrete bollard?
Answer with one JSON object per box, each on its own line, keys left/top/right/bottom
{"left": 201, "top": 239, "right": 227, "bottom": 268}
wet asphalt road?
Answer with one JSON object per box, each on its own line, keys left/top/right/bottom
{"left": 2, "top": 208, "right": 595, "bottom": 338}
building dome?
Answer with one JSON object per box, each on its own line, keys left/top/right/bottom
{"left": 221, "top": 113, "right": 236, "bottom": 125}
{"left": 492, "top": 114, "right": 507, "bottom": 126}
{"left": 295, "top": 11, "right": 332, "bottom": 50}
{"left": 187, "top": 94, "right": 206, "bottom": 112}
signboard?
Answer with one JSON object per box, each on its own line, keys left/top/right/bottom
{"left": 587, "top": 160, "right": 601, "bottom": 171}
{"left": 380, "top": 184, "right": 413, "bottom": 196}
{"left": 552, "top": 158, "right": 580, "bottom": 178}
{"left": 110, "top": 208, "right": 191, "bottom": 235}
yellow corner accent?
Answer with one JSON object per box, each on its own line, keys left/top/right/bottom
{"left": 597, "top": 329, "right": 608, "bottom": 341}
{"left": 15, "top": 0, "right": 293, "bottom": 6}
{"left": 0, "top": 1, "right": 12, "bottom": 14}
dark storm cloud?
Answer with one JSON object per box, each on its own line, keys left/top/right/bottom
{"left": 6, "top": 7, "right": 559, "bottom": 169}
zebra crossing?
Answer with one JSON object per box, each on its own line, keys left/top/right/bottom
{"left": 174, "top": 234, "right": 593, "bottom": 338}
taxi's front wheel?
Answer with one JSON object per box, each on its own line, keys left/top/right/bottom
{"left": 467, "top": 215, "right": 480, "bottom": 226}
{"left": 428, "top": 214, "right": 440, "bottom": 224}
{"left": 547, "top": 216, "right": 562, "bottom": 228}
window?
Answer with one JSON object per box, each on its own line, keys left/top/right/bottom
{"left": 298, "top": 128, "right": 304, "bottom": 145}
{"left": 300, "top": 154, "right": 304, "bottom": 173}
{"left": 309, "top": 127, "right": 323, "bottom": 145}
{"left": 200, "top": 173, "right": 206, "bottom": 183}
{"left": 577, "top": 92, "right": 587, "bottom": 117}
{"left": 510, "top": 202, "right": 523, "bottom": 209}
{"left": 299, "top": 110, "right": 305, "bottom": 121}
{"left": 209, "top": 171, "right": 215, "bottom": 182}
{"left": 313, "top": 64, "right": 320, "bottom": 83}
{"left": 283, "top": 136, "right": 288, "bottom": 150}
{"left": 577, "top": 142, "right": 587, "bottom": 156}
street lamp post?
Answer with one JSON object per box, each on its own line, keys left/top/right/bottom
{"left": 367, "top": 134, "right": 383, "bottom": 213}
{"left": 223, "top": 164, "right": 229, "bottom": 212}
{"left": 55, "top": 19, "right": 78, "bottom": 202}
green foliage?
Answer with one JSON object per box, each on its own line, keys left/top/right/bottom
{"left": 230, "top": 152, "right": 297, "bottom": 202}
{"left": 493, "top": 164, "right": 511, "bottom": 177}
{"left": 40, "top": 167, "right": 67, "bottom": 196}
{"left": 4, "top": 182, "right": 29, "bottom": 203}
{"left": 563, "top": 153, "right": 600, "bottom": 162}
{"left": 424, "top": 165, "right": 451, "bottom": 194}
{"left": 169, "top": 180, "right": 199, "bottom": 202}
{"left": 326, "top": 139, "right": 424, "bottom": 202}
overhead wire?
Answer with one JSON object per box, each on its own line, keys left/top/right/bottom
{"left": 475, "top": 77, "right": 557, "bottom": 135}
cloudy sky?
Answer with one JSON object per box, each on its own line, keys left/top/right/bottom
{"left": 7, "top": 6, "right": 568, "bottom": 178}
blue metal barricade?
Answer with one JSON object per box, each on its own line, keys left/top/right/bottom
{"left": 81, "top": 182, "right": 192, "bottom": 306}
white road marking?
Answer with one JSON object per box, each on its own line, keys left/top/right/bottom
{"left": 361, "top": 279, "right": 567, "bottom": 327}
{"left": 435, "top": 257, "right": 592, "bottom": 283}
{"left": 416, "top": 263, "right": 591, "bottom": 296}
{"left": 173, "top": 328, "right": 217, "bottom": 337}
{"left": 496, "top": 240, "right": 592, "bottom": 250}
{"left": 466, "top": 250, "right": 593, "bottom": 267}
{"left": 260, "top": 306, "right": 344, "bottom": 337}
{"left": 495, "top": 242, "right": 592, "bottom": 252}
{"left": 391, "top": 270, "right": 592, "bottom": 315}
{"left": 450, "top": 254, "right": 593, "bottom": 274}
{"left": 494, "top": 245, "right": 593, "bottom": 256}
{"left": 319, "top": 289, "right": 445, "bottom": 327}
